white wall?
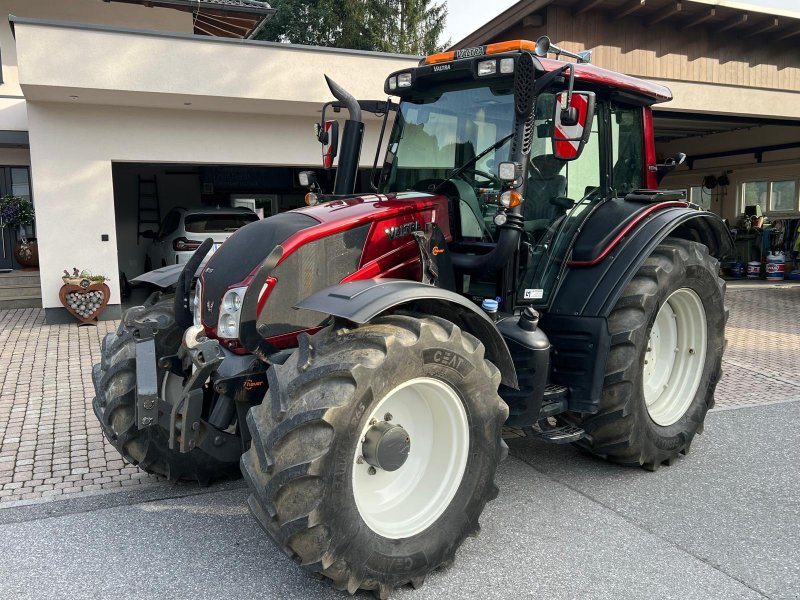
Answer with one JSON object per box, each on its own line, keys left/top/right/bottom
{"left": 0, "top": 0, "right": 191, "bottom": 132}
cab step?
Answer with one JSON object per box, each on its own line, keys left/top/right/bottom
{"left": 526, "top": 422, "right": 585, "bottom": 444}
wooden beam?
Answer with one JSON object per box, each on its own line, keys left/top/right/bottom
{"left": 682, "top": 7, "right": 715, "bottom": 30}
{"left": 717, "top": 13, "right": 748, "bottom": 33}
{"left": 776, "top": 24, "right": 800, "bottom": 41}
{"left": 743, "top": 17, "right": 779, "bottom": 38}
{"left": 647, "top": 1, "right": 682, "bottom": 27}
{"left": 613, "top": 0, "right": 646, "bottom": 21}
{"left": 577, "top": 0, "right": 605, "bottom": 15}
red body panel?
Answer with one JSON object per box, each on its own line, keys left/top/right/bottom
{"left": 643, "top": 106, "right": 658, "bottom": 190}
{"left": 538, "top": 57, "right": 672, "bottom": 105}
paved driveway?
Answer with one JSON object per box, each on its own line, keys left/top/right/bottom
{"left": 1, "top": 285, "right": 799, "bottom": 503}
{"left": 0, "top": 401, "right": 797, "bottom": 600}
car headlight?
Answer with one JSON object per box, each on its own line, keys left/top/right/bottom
{"left": 217, "top": 286, "right": 248, "bottom": 339}
{"left": 193, "top": 282, "right": 203, "bottom": 327}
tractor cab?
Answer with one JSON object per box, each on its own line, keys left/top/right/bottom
{"left": 309, "top": 38, "right": 676, "bottom": 313}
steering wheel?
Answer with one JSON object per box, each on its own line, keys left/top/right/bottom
{"left": 456, "top": 168, "right": 502, "bottom": 189}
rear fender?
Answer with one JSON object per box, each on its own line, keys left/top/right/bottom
{"left": 295, "top": 279, "right": 518, "bottom": 389}
{"left": 544, "top": 204, "right": 734, "bottom": 413}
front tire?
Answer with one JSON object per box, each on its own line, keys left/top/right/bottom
{"left": 241, "top": 314, "right": 508, "bottom": 598}
{"left": 574, "top": 238, "right": 726, "bottom": 470}
{"left": 92, "top": 294, "right": 240, "bottom": 484}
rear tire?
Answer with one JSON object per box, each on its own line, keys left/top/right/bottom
{"left": 92, "top": 294, "right": 240, "bottom": 484}
{"left": 241, "top": 314, "right": 508, "bottom": 598}
{"left": 573, "top": 238, "right": 726, "bottom": 470}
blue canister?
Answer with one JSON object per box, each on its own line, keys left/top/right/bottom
{"left": 730, "top": 262, "right": 745, "bottom": 278}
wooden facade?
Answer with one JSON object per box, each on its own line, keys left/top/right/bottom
{"left": 467, "top": 0, "right": 800, "bottom": 94}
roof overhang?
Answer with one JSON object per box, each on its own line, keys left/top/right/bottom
{"left": 453, "top": 0, "right": 800, "bottom": 49}
{"left": 103, "top": 0, "right": 276, "bottom": 38}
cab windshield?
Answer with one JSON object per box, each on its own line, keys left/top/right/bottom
{"left": 382, "top": 83, "right": 515, "bottom": 193}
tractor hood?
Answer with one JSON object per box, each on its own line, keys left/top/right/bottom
{"left": 197, "top": 192, "right": 451, "bottom": 349}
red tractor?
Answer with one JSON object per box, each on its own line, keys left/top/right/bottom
{"left": 93, "top": 37, "right": 732, "bottom": 598}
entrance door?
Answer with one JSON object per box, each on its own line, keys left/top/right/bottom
{"left": 0, "top": 167, "right": 33, "bottom": 271}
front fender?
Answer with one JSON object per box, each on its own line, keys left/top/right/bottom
{"left": 295, "top": 279, "right": 518, "bottom": 389}
{"left": 130, "top": 263, "right": 184, "bottom": 289}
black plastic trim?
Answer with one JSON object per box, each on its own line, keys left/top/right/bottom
{"left": 295, "top": 279, "right": 518, "bottom": 389}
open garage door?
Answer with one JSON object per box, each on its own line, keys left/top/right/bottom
{"left": 112, "top": 163, "right": 337, "bottom": 300}
{"left": 654, "top": 112, "right": 800, "bottom": 221}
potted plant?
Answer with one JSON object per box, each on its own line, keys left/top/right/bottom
{"left": 0, "top": 195, "right": 37, "bottom": 268}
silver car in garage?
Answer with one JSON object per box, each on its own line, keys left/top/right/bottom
{"left": 143, "top": 207, "right": 259, "bottom": 271}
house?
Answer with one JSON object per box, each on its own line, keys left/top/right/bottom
{"left": 0, "top": 0, "right": 416, "bottom": 320}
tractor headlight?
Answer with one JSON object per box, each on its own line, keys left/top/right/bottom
{"left": 477, "top": 60, "right": 496, "bottom": 76}
{"left": 388, "top": 76, "right": 397, "bottom": 90}
{"left": 192, "top": 282, "right": 202, "bottom": 327}
{"left": 397, "top": 73, "right": 412, "bottom": 88}
{"left": 217, "top": 286, "right": 247, "bottom": 339}
{"left": 500, "top": 57, "right": 515, "bottom": 74}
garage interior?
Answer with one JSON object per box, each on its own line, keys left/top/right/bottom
{"left": 112, "top": 162, "right": 333, "bottom": 283}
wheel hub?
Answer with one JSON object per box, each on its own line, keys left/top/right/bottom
{"left": 362, "top": 421, "right": 410, "bottom": 472}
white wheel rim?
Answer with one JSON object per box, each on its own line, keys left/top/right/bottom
{"left": 352, "top": 377, "right": 469, "bottom": 539}
{"left": 643, "top": 288, "right": 707, "bottom": 426}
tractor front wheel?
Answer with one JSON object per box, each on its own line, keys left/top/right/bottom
{"left": 92, "top": 294, "right": 240, "bottom": 484}
{"left": 574, "top": 237, "right": 726, "bottom": 470}
{"left": 241, "top": 314, "right": 508, "bottom": 598}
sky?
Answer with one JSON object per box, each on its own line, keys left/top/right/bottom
{"left": 441, "top": 0, "right": 800, "bottom": 47}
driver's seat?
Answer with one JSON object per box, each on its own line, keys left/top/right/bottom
{"left": 524, "top": 155, "right": 567, "bottom": 229}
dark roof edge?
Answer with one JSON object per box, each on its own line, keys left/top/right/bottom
{"left": 105, "top": 0, "right": 275, "bottom": 17}
{"left": 7, "top": 15, "right": 421, "bottom": 61}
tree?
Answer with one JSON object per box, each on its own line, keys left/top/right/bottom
{"left": 256, "top": 0, "right": 448, "bottom": 54}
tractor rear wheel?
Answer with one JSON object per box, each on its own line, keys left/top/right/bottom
{"left": 574, "top": 238, "right": 726, "bottom": 470}
{"left": 241, "top": 314, "right": 508, "bottom": 598}
{"left": 92, "top": 294, "right": 240, "bottom": 484}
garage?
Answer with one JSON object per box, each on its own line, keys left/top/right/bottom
{"left": 10, "top": 16, "right": 416, "bottom": 321}
{"left": 112, "top": 163, "right": 332, "bottom": 287}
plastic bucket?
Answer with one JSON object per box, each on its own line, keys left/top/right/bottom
{"left": 747, "top": 261, "right": 761, "bottom": 279}
{"left": 766, "top": 253, "right": 785, "bottom": 281}
{"left": 730, "top": 262, "right": 745, "bottom": 278}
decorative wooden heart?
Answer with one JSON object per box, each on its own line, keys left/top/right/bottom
{"left": 59, "top": 282, "right": 111, "bottom": 324}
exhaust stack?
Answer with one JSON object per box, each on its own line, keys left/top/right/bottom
{"left": 325, "top": 75, "right": 364, "bottom": 196}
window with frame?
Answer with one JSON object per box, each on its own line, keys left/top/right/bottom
{"left": 690, "top": 185, "right": 712, "bottom": 210}
{"left": 610, "top": 104, "right": 644, "bottom": 195}
{"left": 741, "top": 178, "right": 799, "bottom": 215}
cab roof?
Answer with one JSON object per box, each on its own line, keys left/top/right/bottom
{"left": 421, "top": 39, "right": 672, "bottom": 106}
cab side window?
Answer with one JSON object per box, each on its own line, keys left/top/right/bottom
{"left": 611, "top": 105, "right": 644, "bottom": 194}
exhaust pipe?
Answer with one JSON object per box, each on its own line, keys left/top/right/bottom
{"left": 325, "top": 75, "right": 364, "bottom": 196}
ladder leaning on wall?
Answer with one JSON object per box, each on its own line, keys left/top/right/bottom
{"left": 137, "top": 175, "right": 161, "bottom": 245}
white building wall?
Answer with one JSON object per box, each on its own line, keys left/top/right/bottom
{"left": 0, "top": 0, "right": 191, "bottom": 133}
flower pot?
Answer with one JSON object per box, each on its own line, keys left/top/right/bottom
{"left": 13, "top": 237, "right": 38, "bottom": 268}
{"left": 59, "top": 282, "right": 111, "bottom": 324}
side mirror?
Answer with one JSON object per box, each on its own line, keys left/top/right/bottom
{"left": 316, "top": 120, "right": 339, "bottom": 169}
{"left": 654, "top": 152, "right": 687, "bottom": 183}
{"left": 552, "top": 91, "right": 595, "bottom": 161}
{"left": 140, "top": 230, "right": 157, "bottom": 239}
